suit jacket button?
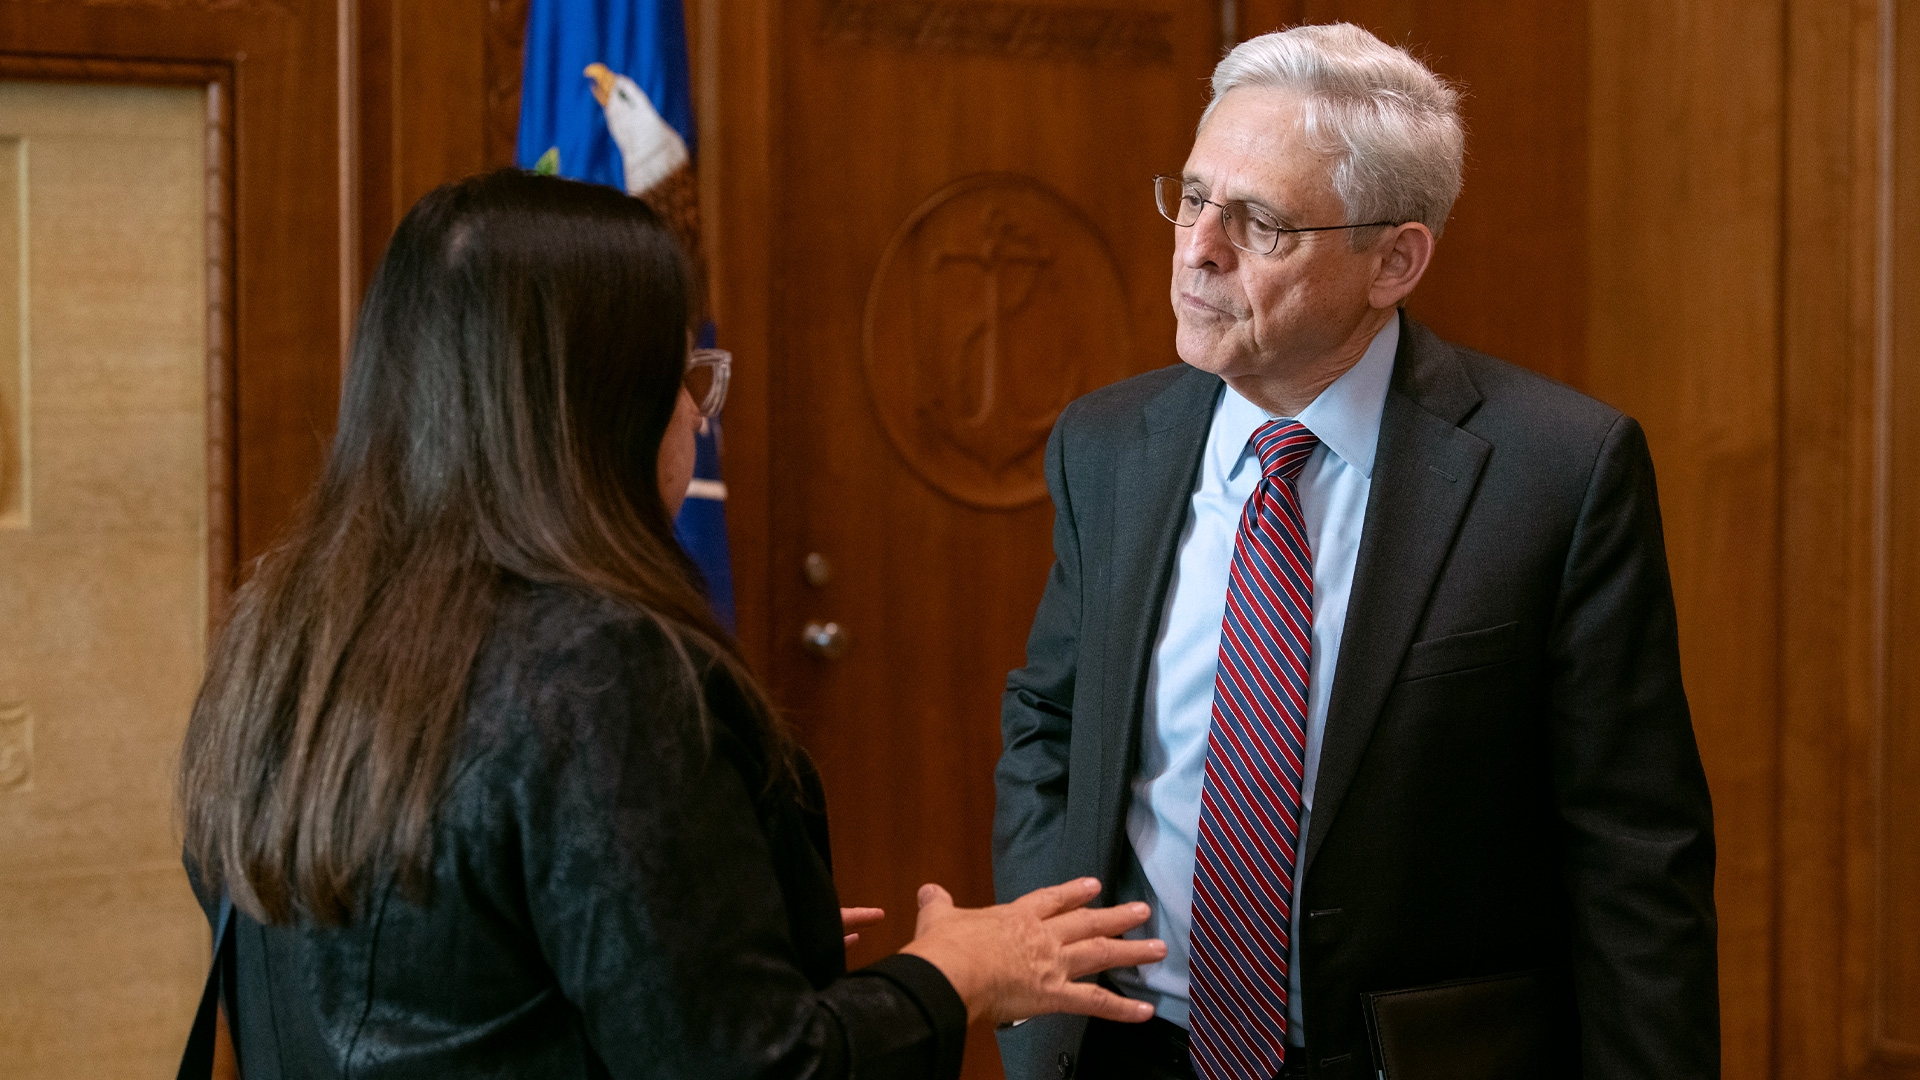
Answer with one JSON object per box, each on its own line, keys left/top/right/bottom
{"left": 1056, "top": 1050, "right": 1074, "bottom": 1078}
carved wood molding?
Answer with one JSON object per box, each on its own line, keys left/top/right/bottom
{"left": 2, "top": 0, "right": 291, "bottom": 17}
{"left": 0, "top": 53, "right": 230, "bottom": 86}
{"left": 1866, "top": 0, "right": 1920, "bottom": 1063}
{"left": 819, "top": 0, "right": 1174, "bottom": 66}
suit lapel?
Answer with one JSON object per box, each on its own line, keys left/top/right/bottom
{"left": 1094, "top": 365, "right": 1220, "bottom": 862}
{"left": 1302, "top": 317, "right": 1489, "bottom": 877}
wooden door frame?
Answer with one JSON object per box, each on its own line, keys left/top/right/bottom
{"left": 1778, "top": 0, "right": 1916, "bottom": 1076}
{"left": 693, "top": 0, "right": 780, "bottom": 672}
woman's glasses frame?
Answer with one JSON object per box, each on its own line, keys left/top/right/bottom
{"left": 685, "top": 348, "right": 731, "bottom": 420}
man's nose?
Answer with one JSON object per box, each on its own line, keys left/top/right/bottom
{"left": 1179, "top": 206, "right": 1237, "bottom": 271}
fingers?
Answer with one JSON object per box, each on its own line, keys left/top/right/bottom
{"left": 844, "top": 933, "right": 860, "bottom": 946}
{"left": 1012, "top": 876, "right": 1103, "bottom": 919}
{"left": 912, "top": 883, "right": 955, "bottom": 936}
{"left": 840, "top": 906, "right": 886, "bottom": 932}
{"left": 1062, "top": 936, "right": 1169, "bottom": 981}
{"left": 1045, "top": 901, "right": 1152, "bottom": 944}
{"left": 1047, "top": 982, "right": 1157, "bottom": 1024}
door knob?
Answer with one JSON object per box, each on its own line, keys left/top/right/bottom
{"left": 803, "top": 552, "right": 833, "bottom": 587}
{"left": 800, "top": 620, "right": 849, "bottom": 660}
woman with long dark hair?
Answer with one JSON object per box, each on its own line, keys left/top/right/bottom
{"left": 176, "top": 170, "right": 1160, "bottom": 1077}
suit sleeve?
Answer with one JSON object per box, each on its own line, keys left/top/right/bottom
{"left": 516, "top": 621, "right": 967, "bottom": 1080}
{"left": 1548, "top": 415, "right": 1720, "bottom": 1079}
{"left": 994, "top": 413, "right": 1084, "bottom": 906}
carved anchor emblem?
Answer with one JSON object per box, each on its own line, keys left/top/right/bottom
{"left": 924, "top": 207, "right": 1061, "bottom": 472}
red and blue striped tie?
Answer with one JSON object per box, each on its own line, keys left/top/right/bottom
{"left": 1188, "top": 419, "right": 1319, "bottom": 1080}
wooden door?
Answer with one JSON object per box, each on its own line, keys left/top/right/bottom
{"left": 747, "top": 3, "right": 1220, "bottom": 1074}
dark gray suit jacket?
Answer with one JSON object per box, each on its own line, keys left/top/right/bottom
{"left": 993, "top": 315, "right": 1718, "bottom": 1080}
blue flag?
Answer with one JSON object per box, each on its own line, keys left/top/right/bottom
{"left": 517, "top": 0, "right": 736, "bottom": 631}
{"left": 516, "top": 0, "right": 695, "bottom": 187}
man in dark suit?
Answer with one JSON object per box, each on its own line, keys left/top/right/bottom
{"left": 993, "top": 23, "right": 1718, "bottom": 1080}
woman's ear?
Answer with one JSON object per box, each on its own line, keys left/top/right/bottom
{"left": 656, "top": 387, "right": 701, "bottom": 517}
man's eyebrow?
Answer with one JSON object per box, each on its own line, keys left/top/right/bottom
{"left": 1179, "top": 173, "right": 1296, "bottom": 223}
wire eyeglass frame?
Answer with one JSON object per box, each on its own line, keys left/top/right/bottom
{"left": 1152, "top": 174, "right": 1399, "bottom": 256}
{"left": 684, "top": 348, "right": 731, "bottom": 420}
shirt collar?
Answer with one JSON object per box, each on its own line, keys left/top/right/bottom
{"left": 1214, "top": 313, "right": 1398, "bottom": 480}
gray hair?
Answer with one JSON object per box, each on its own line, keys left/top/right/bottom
{"left": 1201, "top": 23, "right": 1465, "bottom": 241}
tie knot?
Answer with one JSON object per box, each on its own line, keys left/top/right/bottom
{"left": 1251, "top": 419, "right": 1318, "bottom": 482}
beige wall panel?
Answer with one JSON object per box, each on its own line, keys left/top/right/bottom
{"left": 1587, "top": 0, "right": 1784, "bottom": 1074}
{"left": 0, "top": 82, "right": 209, "bottom": 1077}
{"left": 0, "top": 864, "right": 209, "bottom": 1067}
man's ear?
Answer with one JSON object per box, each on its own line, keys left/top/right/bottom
{"left": 1368, "top": 223, "right": 1435, "bottom": 310}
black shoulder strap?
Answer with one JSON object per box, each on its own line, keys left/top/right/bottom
{"left": 177, "top": 895, "right": 235, "bottom": 1080}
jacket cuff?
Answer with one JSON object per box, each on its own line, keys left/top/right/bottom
{"left": 863, "top": 953, "right": 968, "bottom": 1079}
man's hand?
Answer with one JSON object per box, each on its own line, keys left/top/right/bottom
{"left": 840, "top": 906, "right": 885, "bottom": 947}
{"left": 898, "top": 877, "right": 1165, "bottom": 1027}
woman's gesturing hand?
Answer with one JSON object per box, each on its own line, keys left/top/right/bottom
{"left": 840, "top": 906, "right": 885, "bottom": 947}
{"left": 897, "top": 877, "right": 1166, "bottom": 1028}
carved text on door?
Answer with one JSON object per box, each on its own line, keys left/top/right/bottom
{"left": 864, "top": 174, "right": 1133, "bottom": 509}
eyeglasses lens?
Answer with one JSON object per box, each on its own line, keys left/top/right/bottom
{"left": 683, "top": 365, "right": 715, "bottom": 409}
{"left": 1152, "top": 175, "right": 1280, "bottom": 255}
{"left": 1153, "top": 176, "right": 1191, "bottom": 225}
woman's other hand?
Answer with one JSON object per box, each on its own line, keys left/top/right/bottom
{"left": 897, "top": 877, "right": 1164, "bottom": 1028}
{"left": 840, "top": 906, "right": 885, "bottom": 947}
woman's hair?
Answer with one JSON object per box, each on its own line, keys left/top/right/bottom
{"left": 1202, "top": 23, "right": 1465, "bottom": 242}
{"left": 178, "top": 169, "right": 785, "bottom": 926}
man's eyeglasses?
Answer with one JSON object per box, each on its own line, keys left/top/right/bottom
{"left": 1152, "top": 175, "right": 1399, "bottom": 256}
{"left": 684, "top": 348, "right": 731, "bottom": 420}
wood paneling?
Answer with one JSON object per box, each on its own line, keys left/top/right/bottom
{"left": 1882, "top": 0, "right": 1920, "bottom": 1052}
{"left": 1587, "top": 2, "right": 1785, "bottom": 1076}
{"left": 1778, "top": 0, "right": 1920, "bottom": 1075}
{"left": 697, "top": 0, "right": 779, "bottom": 672}
{"left": 1774, "top": 0, "right": 1868, "bottom": 1073}
{"left": 1879, "top": 0, "right": 1920, "bottom": 1061}
{"left": 484, "top": 0, "right": 529, "bottom": 168}
{"left": 1234, "top": 0, "right": 1305, "bottom": 39}
{"left": 1297, "top": 0, "right": 1587, "bottom": 385}
{"left": 348, "top": 0, "right": 494, "bottom": 306}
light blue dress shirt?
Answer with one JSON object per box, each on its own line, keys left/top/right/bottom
{"left": 1108, "top": 315, "right": 1398, "bottom": 1044}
